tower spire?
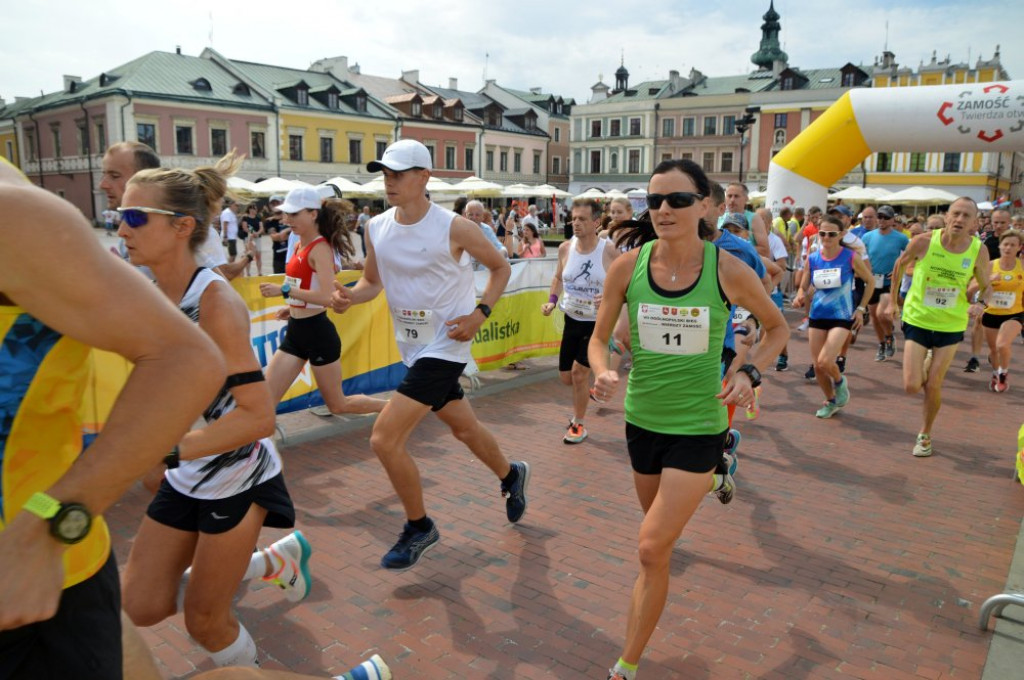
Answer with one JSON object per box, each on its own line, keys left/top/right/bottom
{"left": 750, "top": 1, "right": 788, "bottom": 71}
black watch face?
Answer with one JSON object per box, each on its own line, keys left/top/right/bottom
{"left": 55, "top": 506, "right": 92, "bottom": 544}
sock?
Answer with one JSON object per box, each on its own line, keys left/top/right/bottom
{"left": 209, "top": 623, "right": 259, "bottom": 668}
{"left": 501, "top": 465, "right": 518, "bottom": 487}
{"left": 612, "top": 658, "right": 638, "bottom": 679}
{"left": 408, "top": 516, "right": 433, "bottom": 533}
{"left": 244, "top": 548, "right": 272, "bottom": 581}
{"left": 175, "top": 573, "right": 188, "bottom": 613}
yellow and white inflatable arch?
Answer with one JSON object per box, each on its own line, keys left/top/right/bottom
{"left": 766, "top": 80, "right": 1024, "bottom": 213}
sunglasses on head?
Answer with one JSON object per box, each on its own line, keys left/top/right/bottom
{"left": 646, "top": 192, "right": 704, "bottom": 210}
{"left": 819, "top": 230, "right": 841, "bottom": 238}
{"left": 119, "top": 206, "right": 188, "bottom": 228}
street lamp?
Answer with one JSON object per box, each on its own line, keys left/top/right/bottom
{"left": 735, "top": 109, "right": 758, "bottom": 185}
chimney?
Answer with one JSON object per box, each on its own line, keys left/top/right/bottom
{"left": 772, "top": 59, "right": 786, "bottom": 77}
{"left": 351, "top": 62, "right": 360, "bottom": 74}
{"left": 63, "top": 75, "right": 82, "bottom": 93}
{"left": 309, "top": 56, "right": 349, "bottom": 75}
{"left": 449, "top": 77, "right": 458, "bottom": 89}
{"left": 401, "top": 69, "right": 420, "bottom": 84}
{"left": 669, "top": 69, "right": 681, "bottom": 91}
{"left": 485, "top": 79, "right": 496, "bottom": 87}
{"left": 530, "top": 87, "right": 542, "bottom": 95}
{"left": 176, "top": 45, "right": 181, "bottom": 55}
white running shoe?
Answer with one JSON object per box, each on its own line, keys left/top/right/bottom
{"left": 263, "top": 531, "right": 313, "bottom": 602}
{"left": 334, "top": 653, "right": 392, "bottom": 680}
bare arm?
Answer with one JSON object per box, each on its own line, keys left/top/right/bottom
{"left": 332, "top": 224, "right": 384, "bottom": 312}
{"left": 750, "top": 212, "right": 770, "bottom": 259}
{"left": 541, "top": 241, "right": 570, "bottom": 315}
{"left": 851, "top": 253, "right": 875, "bottom": 331}
{"left": 589, "top": 251, "right": 638, "bottom": 398}
{"left": 446, "top": 216, "right": 511, "bottom": 340}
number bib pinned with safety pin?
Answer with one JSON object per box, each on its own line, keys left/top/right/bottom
{"left": 393, "top": 308, "right": 435, "bottom": 345}
{"left": 812, "top": 267, "right": 841, "bottom": 290}
{"left": 561, "top": 294, "right": 595, "bottom": 320}
{"left": 923, "top": 286, "right": 958, "bottom": 309}
{"left": 990, "top": 291, "right": 1015, "bottom": 310}
{"left": 637, "top": 304, "right": 710, "bottom": 355}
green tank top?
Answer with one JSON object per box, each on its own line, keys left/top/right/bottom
{"left": 902, "top": 229, "right": 981, "bottom": 333}
{"left": 624, "top": 240, "right": 729, "bottom": 435}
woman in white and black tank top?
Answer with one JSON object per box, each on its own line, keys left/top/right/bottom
{"left": 117, "top": 154, "right": 312, "bottom": 669}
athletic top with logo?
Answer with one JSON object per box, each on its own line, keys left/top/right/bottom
{"left": 165, "top": 268, "right": 282, "bottom": 500}
{"left": 370, "top": 203, "right": 476, "bottom": 366}
{"left": 986, "top": 257, "right": 1024, "bottom": 316}
{"left": 861, "top": 229, "right": 909, "bottom": 287}
{"left": 0, "top": 304, "right": 111, "bottom": 588}
{"left": 284, "top": 236, "right": 329, "bottom": 310}
{"left": 625, "top": 240, "right": 730, "bottom": 436}
{"left": 902, "top": 230, "right": 982, "bottom": 333}
{"left": 807, "top": 248, "right": 856, "bottom": 321}
{"left": 560, "top": 236, "right": 609, "bottom": 322}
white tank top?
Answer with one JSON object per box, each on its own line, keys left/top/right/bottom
{"left": 371, "top": 203, "right": 476, "bottom": 365}
{"left": 167, "top": 268, "right": 283, "bottom": 499}
{"left": 560, "top": 236, "right": 609, "bottom": 321}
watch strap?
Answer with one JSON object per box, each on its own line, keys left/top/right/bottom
{"left": 475, "top": 303, "right": 492, "bottom": 318}
{"left": 164, "top": 445, "right": 181, "bottom": 469}
{"left": 24, "top": 491, "right": 61, "bottom": 520}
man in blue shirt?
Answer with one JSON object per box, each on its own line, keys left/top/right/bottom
{"left": 862, "top": 210, "right": 909, "bottom": 360}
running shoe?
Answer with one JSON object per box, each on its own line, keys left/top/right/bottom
{"left": 607, "top": 672, "right": 630, "bottom": 680}
{"left": 885, "top": 335, "right": 896, "bottom": 358}
{"left": 263, "top": 531, "right": 313, "bottom": 602}
{"left": 381, "top": 521, "right": 440, "bottom": 571}
{"left": 722, "top": 451, "right": 738, "bottom": 477}
{"left": 995, "top": 372, "right": 1009, "bottom": 393}
{"left": 564, "top": 421, "right": 588, "bottom": 445}
{"left": 834, "top": 377, "right": 850, "bottom": 407}
{"left": 724, "top": 428, "right": 741, "bottom": 458}
{"left": 797, "top": 318, "right": 809, "bottom": 332}
{"left": 334, "top": 654, "right": 392, "bottom": 680}
{"left": 804, "top": 365, "right": 816, "bottom": 381}
{"left": 875, "top": 343, "right": 887, "bottom": 362}
{"left": 815, "top": 401, "right": 841, "bottom": 419}
{"left": 501, "top": 461, "right": 530, "bottom": 523}
{"left": 912, "top": 434, "right": 933, "bottom": 457}
{"left": 714, "top": 472, "right": 736, "bottom": 504}
{"left": 775, "top": 354, "right": 789, "bottom": 371}
{"left": 990, "top": 372, "right": 999, "bottom": 392}
{"left": 836, "top": 356, "right": 846, "bottom": 374}
{"left": 745, "top": 386, "right": 761, "bottom": 420}
{"left": 964, "top": 357, "right": 980, "bottom": 373}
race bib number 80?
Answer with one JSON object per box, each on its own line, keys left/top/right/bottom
{"left": 637, "top": 304, "right": 710, "bottom": 355}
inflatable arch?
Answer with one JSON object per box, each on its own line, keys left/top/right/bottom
{"left": 766, "top": 80, "right": 1024, "bottom": 213}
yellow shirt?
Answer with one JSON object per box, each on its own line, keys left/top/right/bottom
{"left": 986, "top": 258, "right": 1024, "bottom": 316}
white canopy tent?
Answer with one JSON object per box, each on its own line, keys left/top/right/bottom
{"left": 449, "top": 176, "right": 504, "bottom": 197}
{"left": 829, "top": 186, "right": 893, "bottom": 203}
{"left": 573, "top": 188, "right": 607, "bottom": 200}
{"left": 884, "top": 186, "right": 961, "bottom": 206}
{"left": 252, "top": 177, "right": 312, "bottom": 196}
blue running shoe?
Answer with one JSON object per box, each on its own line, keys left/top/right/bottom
{"left": 501, "top": 461, "right": 530, "bottom": 523}
{"left": 381, "top": 522, "right": 439, "bottom": 571}
{"left": 334, "top": 653, "right": 392, "bottom": 680}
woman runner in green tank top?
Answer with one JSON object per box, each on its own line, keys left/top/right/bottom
{"left": 586, "top": 159, "right": 789, "bottom": 680}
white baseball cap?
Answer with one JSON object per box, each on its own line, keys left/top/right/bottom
{"left": 275, "top": 186, "right": 323, "bottom": 213}
{"left": 367, "top": 139, "right": 433, "bottom": 173}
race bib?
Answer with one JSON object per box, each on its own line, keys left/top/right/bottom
{"left": 923, "top": 286, "right": 958, "bottom": 309}
{"left": 990, "top": 291, "right": 1016, "bottom": 310}
{"left": 561, "top": 294, "right": 596, "bottom": 320}
{"left": 732, "top": 307, "right": 752, "bottom": 325}
{"left": 393, "top": 308, "right": 435, "bottom": 345}
{"left": 637, "top": 304, "right": 710, "bottom": 355}
{"left": 812, "top": 267, "right": 842, "bottom": 290}
{"left": 284, "top": 275, "right": 305, "bottom": 308}
{"left": 874, "top": 273, "right": 886, "bottom": 288}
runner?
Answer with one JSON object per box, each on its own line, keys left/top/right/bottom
{"left": 330, "top": 139, "right": 529, "bottom": 571}
{"left": 972, "top": 228, "right": 1024, "bottom": 392}
{"left": 861, "top": 209, "right": 909, "bottom": 361}
{"left": 966, "top": 208, "right": 1012, "bottom": 371}
{"left": 588, "top": 159, "right": 788, "bottom": 680}
{"left": 259, "top": 187, "right": 387, "bottom": 417}
{"left": 541, "top": 197, "right": 619, "bottom": 444}
{"left": 887, "top": 197, "right": 992, "bottom": 457}
{"left": 792, "top": 214, "right": 875, "bottom": 418}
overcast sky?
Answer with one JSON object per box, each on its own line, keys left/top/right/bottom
{"left": 3, "top": 0, "right": 1020, "bottom": 105}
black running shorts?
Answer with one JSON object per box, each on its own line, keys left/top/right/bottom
{"left": 558, "top": 315, "right": 595, "bottom": 372}
{"left": 396, "top": 357, "right": 466, "bottom": 412}
{"left": 278, "top": 311, "right": 341, "bottom": 366}
{"left": 147, "top": 473, "right": 295, "bottom": 534}
{"left": 625, "top": 422, "right": 727, "bottom": 475}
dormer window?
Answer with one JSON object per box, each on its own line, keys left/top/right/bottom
{"left": 233, "top": 83, "right": 250, "bottom": 96}
{"left": 842, "top": 72, "right": 855, "bottom": 87}
{"left": 781, "top": 76, "right": 794, "bottom": 90}
{"left": 433, "top": 103, "right": 442, "bottom": 118}
{"left": 556, "top": 102, "right": 563, "bottom": 115}
{"left": 412, "top": 101, "right": 422, "bottom": 117}
{"left": 327, "top": 92, "right": 339, "bottom": 109}
{"left": 192, "top": 78, "right": 212, "bottom": 92}
{"left": 356, "top": 93, "right": 367, "bottom": 112}
{"left": 297, "top": 88, "right": 309, "bottom": 106}
{"left": 453, "top": 106, "right": 463, "bottom": 122}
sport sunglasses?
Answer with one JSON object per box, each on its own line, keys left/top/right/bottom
{"left": 646, "top": 192, "right": 704, "bottom": 210}
{"left": 118, "top": 206, "right": 188, "bottom": 228}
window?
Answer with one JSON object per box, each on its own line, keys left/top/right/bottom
{"left": 842, "top": 72, "right": 856, "bottom": 87}
{"left": 465, "top": 147, "right": 474, "bottom": 171}
{"left": 781, "top": 76, "right": 794, "bottom": 91}
{"left": 590, "top": 150, "right": 601, "bottom": 174}
{"left": 95, "top": 122, "right": 106, "bottom": 153}
{"left": 251, "top": 131, "right": 266, "bottom": 159}
{"left": 662, "top": 118, "right": 675, "bottom": 137}
{"left": 723, "top": 115, "right": 736, "bottom": 135}
{"left": 296, "top": 89, "right": 309, "bottom": 106}
{"left": 681, "top": 152, "right": 693, "bottom": 161}
{"left": 554, "top": 128, "right": 561, "bottom": 142}
{"left": 486, "top": 150, "right": 494, "bottom": 171}
{"left": 453, "top": 106, "right": 463, "bottom": 122}
{"left": 25, "top": 128, "right": 36, "bottom": 161}
{"left": 445, "top": 145, "right": 456, "bottom": 170}
{"left": 376, "top": 140, "right": 388, "bottom": 160}
{"left": 629, "top": 118, "right": 640, "bottom": 136}
{"left": 211, "top": 128, "right": 228, "bottom": 156}
{"left": 574, "top": 151, "right": 581, "bottom": 173}
{"left": 433, "top": 103, "right": 443, "bottom": 119}
{"left": 721, "top": 152, "right": 734, "bottom": 173}
{"left": 412, "top": 101, "right": 422, "bottom": 117}
{"left": 533, "top": 151, "right": 541, "bottom": 174}
{"left": 703, "top": 117, "right": 716, "bottom": 136}
{"left": 702, "top": 151, "right": 715, "bottom": 173}
{"left": 424, "top": 144, "right": 435, "bottom": 167}
{"left": 289, "top": 134, "right": 303, "bottom": 161}
{"left": 774, "top": 113, "right": 788, "bottom": 128}
{"left": 4, "top": 140, "right": 12, "bottom": 161}
{"left": 661, "top": 153, "right": 672, "bottom": 162}
{"left": 513, "top": 151, "right": 521, "bottom": 173}
{"left": 355, "top": 94, "right": 367, "bottom": 112}
{"left": 876, "top": 152, "right": 892, "bottom": 172}
{"left": 175, "top": 126, "right": 193, "bottom": 155}
{"left": 773, "top": 129, "right": 786, "bottom": 146}
{"left": 610, "top": 152, "right": 618, "bottom": 172}
{"left": 50, "top": 124, "right": 62, "bottom": 158}
{"left": 909, "top": 152, "right": 927, "bottom": 172}
{"left": 320, "top": 137, "right": 333, "bottom": 163}
{"left": 610, "top": 119, "right": 621, "bottom": 137}
{"left": 628, "top": 149, "right": 640, "bottom": 174}
{"left": 500, "top": 151, "right": 508, "bottom": 172}
{"left": 591, "top": 120, "right": 602, "bottom": 138}
{"left": 137, "top": 123, "right": 156, "bottom": 150}
{"left": 682, "top": 117, "right": 695, "bottom": 136}
{"left": 942, "top": 152, "right": 960, "bottom": 173}
{"left": 552, "top": 156, "right": 561, "bottom": 175}
{"left": 349, "top": 139, "right": 362, "bottom": 165}
{"left": 77, "top": 121, "right": 88, "bottom": 155}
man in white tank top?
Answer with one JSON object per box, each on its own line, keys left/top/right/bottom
{"left": 331, "top": 139, "right": 531, "bottom": 571}
{"left": 541, "top": 198, "right": 619, "bottom": 444}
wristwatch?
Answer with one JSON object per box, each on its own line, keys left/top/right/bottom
{"left": 737, "top": 363, "right": 762, "bottom": 388}
{"left": 280, "top": 283, "right": 291, "bottom": 299}
{"left": 23, "top": 492, "right": 92, "bottom": 545}
{"left": 164, "top": 445, "right": 180, "bottom": 469}
{"left": 475, "top": 303, "right": 492, "bottom": 319}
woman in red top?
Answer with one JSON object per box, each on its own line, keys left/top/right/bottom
{"left": 259, "top": 187, "right": 386, "bottom": 415}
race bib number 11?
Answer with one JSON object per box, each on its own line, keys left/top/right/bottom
{"left": 637, "top": 304, "right": 710, "bottom": 355}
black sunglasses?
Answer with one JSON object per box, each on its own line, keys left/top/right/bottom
{"left": 646, "top": 192, "right": 704, "bottom": 210}
{"left": 119, "top": 206, "right": 188, "bottom": 228}
{"left": 819, "top": 231, "right": 841, "bottom": 238}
